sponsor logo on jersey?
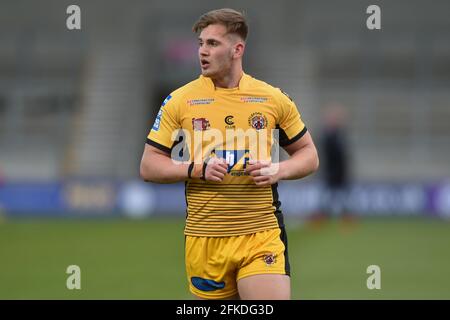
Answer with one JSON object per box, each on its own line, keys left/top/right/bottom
{"left": 241, "top": 97, "right": 268, "bottom": 103}
{"left": 192, "top": 118, "right": 211, "bottom": 131}
{"left": 188, "top": 98, "right": 214, "bottom": 106}
{"left": 248, "top": 112, "right": 268, "bottom": 130}
{"left": 224, "top": 115, "right": 235, "bottom": 129}
{"left": 152, "top": 95, "right": 172, "bottom": 131}
{"left": 152, "top": 109, "right": 163, "bottom": 131}
{"left": 263, "top": 253, "right": 276, "bottom": 266}
{"left": 161, "top": 94, "right": 172, "bottom": 106}
{"left": 224, "top": 115, "right": 234, "bottom": 125}
{"left": 212, "top": 149, "right": 250, "bottom": 173}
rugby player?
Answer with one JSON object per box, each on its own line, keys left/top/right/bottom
{"left": 140, "top": 8, "right": 319, "bottom": 300}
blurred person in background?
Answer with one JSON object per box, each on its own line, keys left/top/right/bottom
{"left": 140, "top": 8, "right": 319, "bottom": 300}
{"left": 315, "top": 103, "right": 354, "bottom": 226}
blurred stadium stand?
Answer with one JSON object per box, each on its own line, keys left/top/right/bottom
{"left": 0, "top": 0, "right": 449, "bottom": 216}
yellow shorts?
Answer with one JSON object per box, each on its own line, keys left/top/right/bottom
{"left": 185, "top": 227, "right": 290, "bottom": 299}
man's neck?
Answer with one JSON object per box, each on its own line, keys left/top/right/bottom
{"left": 211, "top": 67, "right": 244, "bottom": 89}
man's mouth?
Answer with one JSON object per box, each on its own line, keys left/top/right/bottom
{"left": 201, "top": 59, "right": 210, "bottom": 68}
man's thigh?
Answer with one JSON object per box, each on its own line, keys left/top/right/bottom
{"left": 237, "top": 274, "right": 291, "bottom": 300}
{"left": 186, "top": 227, "right": 290, "bottom": 300}
{"left": 236, "top": 228, "right": 291, "bottom": 300}
{"left": 185, "top": 235, "right": 239, "bottom": 299}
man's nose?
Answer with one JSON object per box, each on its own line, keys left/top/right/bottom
{"left": 199, "top": 45, "right": 209, "bottom": 56}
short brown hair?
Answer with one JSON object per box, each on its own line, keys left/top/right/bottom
{"left": 192, "top": 8, "right": 248, "bottom": 41}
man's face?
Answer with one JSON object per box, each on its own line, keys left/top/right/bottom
{"left": 198, "top": 24, "right": 239, "bottom": 78}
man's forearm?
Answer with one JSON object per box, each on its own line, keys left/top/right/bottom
{"left": 140, "top": 153, "right": 190, "bottom": 183}
{"left": 277, "top": 145, "right": 319, "bottom": 181}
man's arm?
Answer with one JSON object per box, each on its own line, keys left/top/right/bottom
{"left": 140, "top": 144, "right": 228, "bottom": 184}
{"left": 140, "top": 144, "right": 190, "bottom": 183}
{"left": 278, "top": 130, "right": 319, "bottom": 180}
{"left": 246, "top": 131, "right": 319, "bottom": 186}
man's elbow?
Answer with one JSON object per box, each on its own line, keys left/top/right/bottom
{"left": 140, "top": 162, "right": 153, "bottom": 182}
{"left": 309, "top": 148, "right": 320, "bottom": 174}
{"left": 312, "top": 153, "right": 320, "bottom": 173}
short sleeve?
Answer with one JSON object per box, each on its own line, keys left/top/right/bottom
{"left": 276, "top": 89, "right": 307, "bottom": 147}
{"left": 147, "top": 94, "right": 181, "bottom": 153}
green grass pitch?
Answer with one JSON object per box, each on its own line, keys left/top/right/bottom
{"left": 1, "top": 216, "right": 450, "bottom": 299}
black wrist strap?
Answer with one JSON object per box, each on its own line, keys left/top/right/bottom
{"left": 187, "top": 162, "right": 194, "bottom": 179}
{"left": 201, "top": 161, "right": 207, "bottom": 181}
{"left": 187, "top": 160, "right": 208, "bottom": 180}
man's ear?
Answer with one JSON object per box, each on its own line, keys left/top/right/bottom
{"left": 233, "top": 42, "right": 245, "bottom": 58}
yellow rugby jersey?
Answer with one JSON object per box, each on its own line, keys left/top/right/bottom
{"left": 147, "top": 73, "right": 307, "bottom": 237}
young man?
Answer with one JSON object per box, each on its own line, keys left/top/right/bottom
{"left": 140, "top": 8, "right": 319, "bottom": 300}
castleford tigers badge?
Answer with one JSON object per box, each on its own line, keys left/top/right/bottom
{"left": 263, "top": 253, "right": 276, "bottom": 266}
{"left": 248, "top": 112, "right": 268, "bottom": 130}
{"left": 192, "top": 118, "right": 211, "bottom": 131}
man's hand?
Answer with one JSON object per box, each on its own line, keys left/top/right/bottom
{"left": 204, "top": 157, "right": 228, "bottom": 182}
{"left": 245, "top": 160, "right": 281, "bottom": 187}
